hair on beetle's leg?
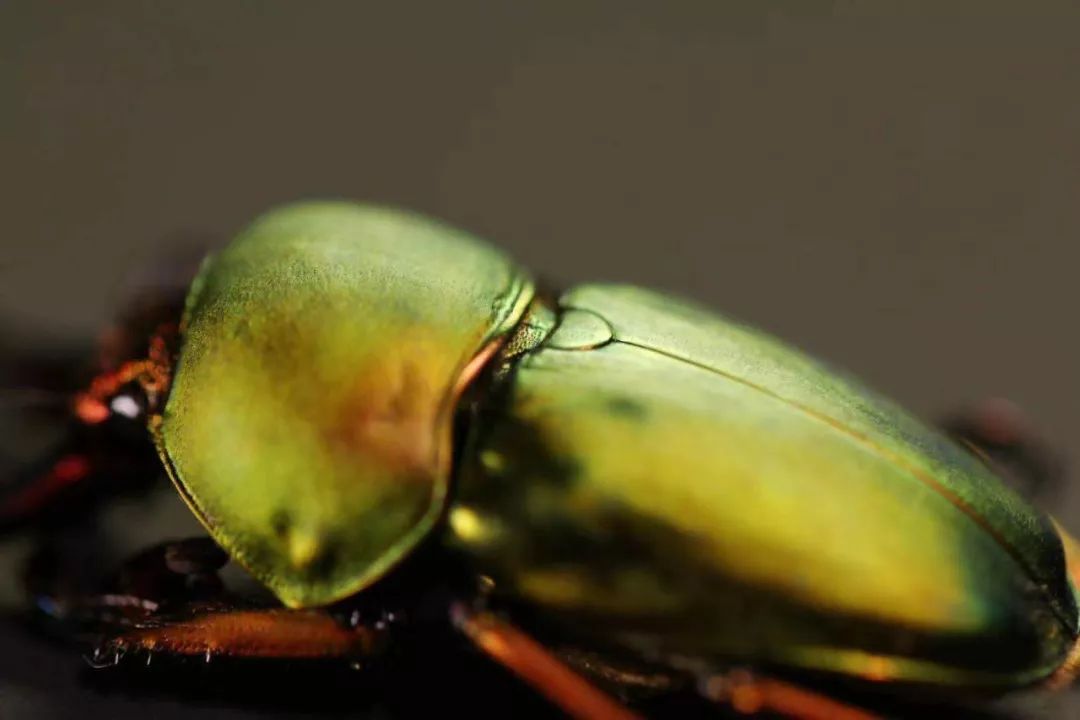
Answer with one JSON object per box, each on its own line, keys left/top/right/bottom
{"left": 65, "top": 537, "right": 392, "bottom": 668}
{"left": 451, "top": 603, "right": 642, "bottom": 720}
{"left": 942, "top": 398, "right": 1063, "bottom": 499}
{"left": 34, "top": 538, "right": 391, "bottom": 668}
{"left": 698, "top": 670, "right": 880, "bottom": 720}
{"left": 92, "top": 604, "right": 390, "bottom": 668}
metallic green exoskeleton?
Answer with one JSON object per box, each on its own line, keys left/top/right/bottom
{"left": 159, "top": 204, "right": 532, "bottom": 606}
{"left": 156, "top": 201, "right": 1080, "bottom": 698}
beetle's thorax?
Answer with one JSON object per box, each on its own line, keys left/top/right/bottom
{"left": 155, "top": 202, "right": 534, "bottom": 608}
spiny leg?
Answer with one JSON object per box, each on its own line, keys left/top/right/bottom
{"left": 452, "top": 604, "right": 642, "bottom": 720}
{"left": 93, "top": 604, "right": 388, "bottom": 668}
{"left": 31, "top": 536, "right": 389, "bottom": 667}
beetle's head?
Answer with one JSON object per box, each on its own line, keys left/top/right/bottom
{"left": 153, "top": 202, "right": 530, "bottom": 608}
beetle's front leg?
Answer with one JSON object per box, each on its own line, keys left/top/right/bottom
{"left": 32, "top": 535, "right": 390, "bottom": 667}
{"left": 92, "top": 602, "right": 389, "bottom": 668}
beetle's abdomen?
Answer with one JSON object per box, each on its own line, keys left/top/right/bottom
{"left": 452, "top": 284, "right": 1078, "bottom": 688}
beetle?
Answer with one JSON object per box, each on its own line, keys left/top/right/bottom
{"left": 3, "top": 200, "right": 1079, "bottom": 719}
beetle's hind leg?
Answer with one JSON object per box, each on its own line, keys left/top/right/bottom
{"left": 452, "top": 604, "right": 645, "bottom": 720}
{"left": 942, "top": 398, "right": 1064, "bottom": 498}
{"left": 451, "top": 606, "right": 884, "bottom": 720}
{"left": 695, "top": 670, "right": 879, "bottom": 720}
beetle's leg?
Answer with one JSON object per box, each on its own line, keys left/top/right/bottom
{"left": 942, "top": 398, "right": 1063, "bottom": 498}
{"left": 0, "top": 425, "right": 167, "bottom": 533}
{"left": 1, "top": 447, "right": 95, "bottom": 528}
{"left": 451, "top": 604, "right": 642, "bottom": 720}
{"left": 86, "top": 544, "right": 388, "bottom": 669}
{"left": 24, "top": 533, "right": 390, "bottom": 667}
{"left": 26, "top": 537, "right": 228, "bottom": 631}
{"left": 91, "top": 604, "right": 389, "bottom": 667}
{"left": 697, "top": 670, "right": 880, "bottom": 720}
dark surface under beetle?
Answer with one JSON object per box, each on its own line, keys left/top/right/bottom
{"left": 0, "top": 505, "right": 1069, "bottom": 720}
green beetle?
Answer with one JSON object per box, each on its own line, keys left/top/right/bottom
{"left": 8, "top": 201, "right": 1080, "bottom": 718}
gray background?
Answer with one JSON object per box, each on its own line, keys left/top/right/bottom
{"left": 3, "top": 2, "right": 1080, "bottom": 718}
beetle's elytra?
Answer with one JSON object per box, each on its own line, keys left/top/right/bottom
{"left": 8, "top": 201, "right": 1080, "bottom": 718}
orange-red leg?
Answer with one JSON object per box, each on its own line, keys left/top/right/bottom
{"left": 453, "top": 605, "right": 642, "bottom": 720}
{"left": 699, "top": 670, "right": 880, "bottom": 720}
{"left": 26, "top": 536, "right": 390, "bottom": 669}
{"left": 92, "top": 604, "right": 388, "bottom": 667}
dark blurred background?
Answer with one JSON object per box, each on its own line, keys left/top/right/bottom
{"left": 3, "top": 2, "right": 1080, "bottom": 718}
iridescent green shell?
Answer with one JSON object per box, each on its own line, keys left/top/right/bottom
{"left": 157, "top": 203, "right": 1079, "bottom": 688}
{"left": 156, "top": 202, "right": 532, "bottom": 607}
{"left": 451, "top": 284, "right": 1079, "bottom": 687}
